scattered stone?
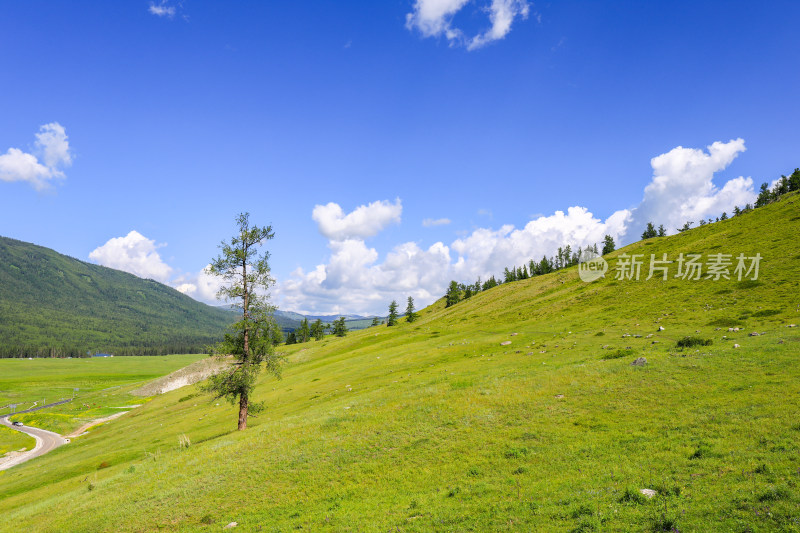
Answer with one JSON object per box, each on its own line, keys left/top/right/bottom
{"left": 639, "top": 489, "right": 657, "bottom": 499}
{"left": 658, "top": 326, "right": 665, "bottom": 331}
{"left": 500, "top": 341, "right": 512, "bottom": 346}
{"left": 554, "top": 394, "right": 564, "bottom": 399}
{"left": 633, "top": 335, "right": 642, "bottom": 338}
{"left": 646, "top": 334, "right": 653, "bottom": 338}
{"left": 734, "top": 344, "right": 741, "bottom": 348}
{"left": 630, "top": 357, "right": 647, "bottom": 366}
{"left": 526, "top": 352, "right": 534, "bottom": 356}
{"left": 223, "top": 523, "right": 238, "bottom": 530}
{"left": 715, "top": 327, "right": 721, "bottom": 331}
{"left": 510, "top": 333, "right": 519, "bottom": 336}
{"left": 749, "top": 332, "right": 760, "bottom": 337}
{"left": 778, "top": 340, "right": 785, "bottom": 344}
{"left": 515, "top": 350, "right": 521, "bottom": 354}
{"left": 788, "top": 324, "right": 797, "bottom": 328}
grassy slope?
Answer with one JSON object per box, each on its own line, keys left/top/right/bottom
{"left": 0, "top": 236, "right": 235, "bottom": 354}
{"left": 0, "top": 195, "right": 799, "bottom": 531}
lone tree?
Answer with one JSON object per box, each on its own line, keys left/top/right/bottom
{"left": 387, "top": 300, "right": 399, "bottom": 326}
{"left": 203, "top": 212, "right": 281, "bottom": 431}
{"left": 405, "top": 296, "right": 418, "bottom": 323}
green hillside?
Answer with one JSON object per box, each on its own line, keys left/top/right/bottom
{"left": 0, "top": 236, "right": 235, "bottom": 356}
{"left": 0, "top": 193, "right": 798, "bottom": 531}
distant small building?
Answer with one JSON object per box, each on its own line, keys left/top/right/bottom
{"left": 92, "top": 353, "right": 114, "bottom": 357}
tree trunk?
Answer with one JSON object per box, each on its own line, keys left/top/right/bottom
{"left": 238, "top": 393, "right": 248, "bottom": 430}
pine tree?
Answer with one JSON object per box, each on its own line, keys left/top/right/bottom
{"left": 405, "top": 296, "right": 418, "bottom": 323}
{"left": 332, "top": 317, "right": 347, "bottom": 337}
{"left": 310, "top": 319, "right": 324, "bottom": 340}
{"left": 642, "top": 222, "right": 657, "bottom": 239}
{"left": 755, "top": 182, "right": 771, "bottom": 207}
{"left": 371, "top": 317, "right": 380, "bottom": 327}
{"left": 285, "top": 331, "right": 296, "bottom": 345}
{"left": 789, "top": 168, "right": 800, "bottom": 191}
{"left": 657, "top": 224, "right": 666, "bottom": 237}
{"left": 720, "top": 212, "right": 728, "bottom": 220}
{"left": 445, "top": 280, "right": 461, "bottom": 307}
{"left": 297, "top": 318, "right": 310, "bottom": 343}
{"left": 387, "top": 300, "right": 399, "bottom": 326}
{"left": 602, "top": 235, "right": 615, "bottom": 255}
{"left": 202, "top": 212, "right": 281, "bottom": 431}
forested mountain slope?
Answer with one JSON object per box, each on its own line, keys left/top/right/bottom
{"left": 0, "top": 236, "right": 235, "bottom": 356}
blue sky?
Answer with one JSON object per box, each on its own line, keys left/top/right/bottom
{"left": 1, "top": 1, "right": 798, "bottom": 315}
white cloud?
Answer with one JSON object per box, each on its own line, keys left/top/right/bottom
{"left": 312, "top": 198, "right": 402, "bottom": 241}
{"left": 468, "top": 0, "right": 530, "bottom": 50}
{"left": 174, "top": 265, "right": 226, "bottom": 303}
{"left": 626, "top": 138, "right": 754, "bottom": 239}
{"left": 277, "top": 138, "right": 755, "bottom": 315}
{"left": 148, "top": 1, "right": 176, "bottom": 17}
{"left": 89, "top": 231, "right": 173, "bottom": 282}
{"left": 0, "top": 123, "right": 72, "bottom": 190}
{"left": 406, "top": 0, "right": 530, "bottom": 50}
{"left": 423, "top": 217, "right": 451, "bottom": 227}
{"left": 276, "top": 199, "right": 627, "bottom": 315}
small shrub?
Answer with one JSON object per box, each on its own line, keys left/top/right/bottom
{"left": 758, "top": 486, "right": 790, "bottom": 502}
{"left": 513, "top": 466, "right": 527, "bottom": 475}
{"left": 200, "top": 514, "right": 214, "bottom": 525}
{"left": 651, "top": 515, "right": 679, "bottom": 532}
{"left": 447, "top": 486, "right": 461, "bottom": 498}
{"left": 504, "top": 447, "right": 529, "bottom": 459}
{"left": 676, "top": 336, "right": 712, "bottom": 348}
{"left": 752, "top": 309, "right": 781, "bottom": 317}
{"left": 97, "top": 461, "right": 110, "bottom": 469}
{"left": 467, "top": 467, "right": 481, "bottom": 477}
{"left": 570, "top": 503, "right": 593, "bottom": 519}
{"left": 178, "top": 392, "right": 199, "bottom": 403}
{"left": 87, "top": 483, "right": 95, "bottom": 492}
{"left": 618, "top": 486, "right": 645, "bottom": 504}
{"left": 601, "top": 348, "right": 635, "bottom": 360}
{"left": 754, "top": 463, "right": 771, "bottom": 475}
{"left": 594, "top": 332, "right": 605, "bottom": 336}
{"left": 689, "top": 444, "right": 714, "bottom": 460}
{"left": 126, "top": 465, "right": 136, "bottom": 474}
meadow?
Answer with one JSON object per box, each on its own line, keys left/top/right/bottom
{"left": 0, "top": 193, "right": 798, "bottom": 531}
{"left": 0, "top": 354, "right": 203, "bottom": 438}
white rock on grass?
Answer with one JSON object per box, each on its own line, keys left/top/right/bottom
{"left": 223, "top": 523, "right": 238, "bottom": 530}
{"left": 639, "top": 489, "right": 657, "bottom": 499}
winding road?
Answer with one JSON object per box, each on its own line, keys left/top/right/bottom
{"left": 0, "top": 416, "right": 68, "bottom": 471}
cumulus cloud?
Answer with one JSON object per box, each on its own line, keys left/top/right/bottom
{"left": 423, "top": 217, "right": 451, "bottom": 227}
{"left": 0, "top": 123, "right": 72, "bottom": 190}
{"left": 276, "top": 138, "right": 756, "bottom": 315}
{"left": 174, "top": 265, "right": 227, "bottom": 303}
{"left": 626, "top": 138, "right": 754, "bottom": 239}
{"left": 406, "top": 0, "right": 530, "bottom": 49}
{"left": 312, "top": 198, "right": 402, "bottom": 240}
{"left": 148, "top": 1, "right": 176, "bottom": 17}
{"left": 89, "top": 231, "right": 173, "bottom": 282}
{"left": 276, "top": 199, "right": 628, "bottom": 315}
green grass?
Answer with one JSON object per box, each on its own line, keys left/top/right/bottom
{"left": 0, "top": 426, "right": 36, "bottom": 457}
{"left": 0, "top": 354, "right": 203, "bottom": 438}
{"left": 0, "top": 193, "right": 798, "bottom": 531}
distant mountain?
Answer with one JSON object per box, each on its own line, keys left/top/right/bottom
{"left": 273, "top": 310, "right": 379, "bottom": 332}
{"left": 0, "top": 236, "right": 236, "bottom": 357}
